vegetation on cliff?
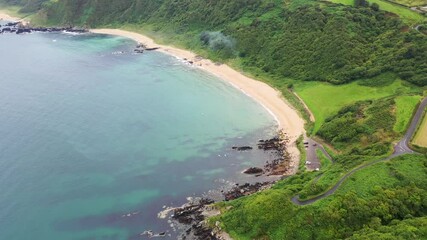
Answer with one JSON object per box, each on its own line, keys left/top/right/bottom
{"left": 2, "top": 0, "right": 426, "bottom": 86}
{"left": 1, "top": 0, "right": 427, "bottom": 239}
{"left": 211, "top": 155, "right": 427, "bottom": 239}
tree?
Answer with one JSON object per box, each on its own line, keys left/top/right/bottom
{"left": 371, "top": 3, "right": 380, "bottom": 11}
{"left": 355, "top": 0, "right": 368, "bottom": 7}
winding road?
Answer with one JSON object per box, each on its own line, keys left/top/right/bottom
{"left": 292, "top": 97, "right": 427, "bottom": 206}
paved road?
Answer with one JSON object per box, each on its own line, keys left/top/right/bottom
{"left": 292, "top": 97, "right": 427, "bottom": 206}
{"left": 303, "top": 137, "right": 321, "bottom": 171}
{"left": 304, "top": 137, "right": 333, "bottom": 171}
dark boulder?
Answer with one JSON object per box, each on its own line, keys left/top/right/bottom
{"left": 33, "top": 27, "right": 48, "bottom": 32}
{"left": 1, "top": 27, "right": 11, "bottom": 33}
{"left": 16, "top": 28, "right": 31, "bottom": 34}
{"left": 145, "top": 47, "right": 160, "bottom": 51}
{"left": 136, "top": 43, "right": 145, "bottom": 48}
{"left": 5, "top": 22, "right": 19, "bottom": 27}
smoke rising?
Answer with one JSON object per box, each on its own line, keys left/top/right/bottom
{"left": 200, "top": 31, "right": 235, "bottom": 53}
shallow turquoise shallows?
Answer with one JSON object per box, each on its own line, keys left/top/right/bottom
{"left": 0, "top": 30, "right": 276, "bottom": 239}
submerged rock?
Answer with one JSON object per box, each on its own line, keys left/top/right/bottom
{"left": 224, "top": 182, "right": 272, "bottom": 201}
{"left": 243, "top": 167, "right": 263, "bottom": 175}
{"left": 231, "top": 146, "right": 253, "bottom": 151}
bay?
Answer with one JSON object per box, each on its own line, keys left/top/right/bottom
{"left": 0, "top": 30, "right": 276, "bottom": 239}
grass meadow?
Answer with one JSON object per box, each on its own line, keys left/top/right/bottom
{"left": 293, "top": 76, "right": 419, "bottom": 133}
{"left": 413, "top": 111, "right": 427, "bottom": 147}
{"left": 394, "top": 95, "right": 422, "bottom": 133}
{"left": 329, "top": 0, "right": 425, "bottom": 24}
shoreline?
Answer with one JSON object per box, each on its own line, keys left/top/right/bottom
{"left": 0, "top": 9, "right": 306, "bottom": 174}
{"left": 0, "top": 12, "right": 19, "bottom": 21}
{"left": 91, "top": 28, "right": 305, "bottom": 174}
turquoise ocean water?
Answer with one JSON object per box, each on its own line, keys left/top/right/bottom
{"left": 0, "top": 29, "right": 276, "bottom": 239}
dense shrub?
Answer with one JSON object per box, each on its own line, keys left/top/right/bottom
{"left": 317, "top": 99, "right": 396, "bottom": 155}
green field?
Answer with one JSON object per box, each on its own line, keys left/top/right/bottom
{"left": 317, "top": 149, "right": 332, "bottom": 170}
{"left": 394, "top": 95, "right": 422, "bottom": 133}
{"left": 329, "top": 0, "right": 425, "bottom": 24}
{"left": 389, "top": 0, "right": 427, "bottom": 7}
{"left": 0, "top": 5, "right": 26, "bottom": 18}
{"left": 330, "top": 0, "right": 355, "bottom": 5}
{"left": 413, "top": 111, "right": 427, "bottom": 147}
{"left": 293, "top": 77, "right": 416, "bottom": 133}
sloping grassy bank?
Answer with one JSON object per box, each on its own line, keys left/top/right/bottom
{"left": 211, "top": 154, "right": 427, "bottom": 239}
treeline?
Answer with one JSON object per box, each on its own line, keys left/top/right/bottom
{"left": 2, "top": 0, "right": 426, "bottom": 86}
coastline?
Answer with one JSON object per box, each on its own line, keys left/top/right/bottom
{"left": 0, "top": 8, "right": 306, "bottom": 174}
{"left": 0, "top": 12, "right": 19, "bottom": 21}
{"left": 91, "top": 28, "right": 305, "bottom": 174}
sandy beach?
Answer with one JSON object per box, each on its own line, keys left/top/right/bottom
{"left": 0, "top": 12, "right": 19, "bottom": 21}
{"left": 0, "top": 10, "right": 306, "bottom": 174}
{"left": 91, "top": 29, "right": 305, "bottom": 173}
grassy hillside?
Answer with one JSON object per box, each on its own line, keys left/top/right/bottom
{"left": 0, "top": 0, "right": 46, "bottom": 12}
{"left": 2, "top": 0, "right": 424, "bottom": 87}
{"left": 394, "top": 94, "right": 423, "bottom": 133}
{"left": 413, "top": 110, "right": 427, "bottom": 147}
{"left": 329, "top": 0, "right": 425, "bottom": 24}
{"left": 212, "top": 154, "right": 427, "bottom": 239}
{"left": 293, "top": 74, "right": 420, "bottom": 133}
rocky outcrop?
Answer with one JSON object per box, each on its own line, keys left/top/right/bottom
{"left": 224, "top": 182, "right": 272, "bottom": 201}
{"left": 243, "top": 167, "right": 263, "bottom": 175}
{"left": 171, "top": 198, "right": 219, "bottom": 240}
{"left": 1, "top": 27, "right": 11, "bottom": 33}
{"left": 133, "top": 43, "right": 160, "bottom": 54}
{"left": 0, "top": 21, "right": 88, "bottom": 34}
{"left": 16, "top": 28, "right": 31, "bottom": 34}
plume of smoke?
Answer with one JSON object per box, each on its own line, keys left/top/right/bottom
{"left": 200, "top": 31, "right": 235, "bottom": 52}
